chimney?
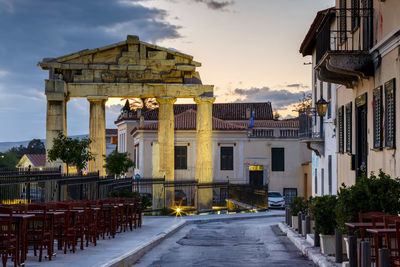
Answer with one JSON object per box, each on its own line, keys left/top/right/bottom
{"left": 246, "top": 107, "right": 251, "bottom": 119}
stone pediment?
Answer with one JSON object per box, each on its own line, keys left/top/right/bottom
{"left": 38, "top": 35, "right": 202, "bottom": 84}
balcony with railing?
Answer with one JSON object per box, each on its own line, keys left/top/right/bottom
{"left": 298, "top": 108, "right": 325, "bottom": 156}
{"left": 315, "top": 7, "right": 374, "bottom": 88}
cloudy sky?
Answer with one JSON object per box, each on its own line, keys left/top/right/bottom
{"left": 0, "top": 0, "right": 334, "bottom": 141}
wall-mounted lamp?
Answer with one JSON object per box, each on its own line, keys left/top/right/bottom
{"left": 316, "top": 97, "right": 329, "bottom": 117}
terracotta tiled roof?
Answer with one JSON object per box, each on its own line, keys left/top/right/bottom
{"left": 299, "top": 8, "right": 332, "bottom": 56}
{"left": 117, "top": 102, "right": 273, "bottom": 123}
{"left": 232, "top": 119, "right": 299, "bottom": 128}
{"left": 131, "top": 109, "right": 247, "bottom": 134}
{"left": 105, "top": 128, "right": 117, "bottom": 135}
{"left": 26, "top": 154, "right": 46, "bottom": 167}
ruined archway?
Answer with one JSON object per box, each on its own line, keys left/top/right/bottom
{"left": 39, "top": 35, "right": 214, "bottom": 210}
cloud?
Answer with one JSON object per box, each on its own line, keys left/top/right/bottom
{"left": 0, "top": 0, "right": 182, "bottom": 141}
{"left": 287, "top": 83, "right": 310, "bottom": 89}
{"left": 190, "top": 0, "right": 234, "bottom": 10}
{"left": 0, "top": 0, "right": 13, "bottom": 13}
{"left": 232, "top": 87, "right": 311, "bottom": 110}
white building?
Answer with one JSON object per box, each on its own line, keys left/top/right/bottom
{"left": 299, "top": 8, "right": 338, "bottom": 196}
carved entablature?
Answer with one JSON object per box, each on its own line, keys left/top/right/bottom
{"left": 38, "top": 35, "right": 202, "bottom": 85}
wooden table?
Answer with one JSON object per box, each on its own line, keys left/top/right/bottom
{"left": 366, "top": 228, "right": 396, "bottom": 267}
{"left": 0, "top": 213, "right": 34, "bottom": 266}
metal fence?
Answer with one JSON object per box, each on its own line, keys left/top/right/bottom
{"left": 0, "top": 168, "right": 269, "bottom": 211}
{"left": 0, "top": 167, "right": 132, "bottom": 204}
{"left": 228, "top": 184, "right": 269, "bottom": 209}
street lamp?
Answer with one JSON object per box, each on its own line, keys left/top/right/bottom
{"left": 316, "top": 97, "right": 329, "bottom": 117}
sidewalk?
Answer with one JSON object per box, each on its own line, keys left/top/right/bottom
{"left": 278, "top": 222, "right": 340, "bottom": 267}
{"left": 23, "top": 210, "right": 284, "bottom": 267}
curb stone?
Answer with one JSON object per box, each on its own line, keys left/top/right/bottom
{"left": 278, "top": 223, "right": 340, "bottom": 267}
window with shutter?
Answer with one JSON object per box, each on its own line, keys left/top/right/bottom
{"left": 271, "top": 148, "right": 284, "bottom": 172}
{"left": 220, "top": 147, "right": 234, "bottom": 170}
{"left": 321, "top": 168, "right": 325, "bottom": 195}
{"left": 338, "top": 106, "right": 344, "bottom": 153}
{"left": 385, "top": 79, "right": 396, "bottom": 148}
{"left": 314, "top": 168, "right": 318, "bottom": 194}
{"left": 373, "top": 86, "right": 383, "bottom": 149}
{"left": 174, "top": 146, "right": 187, "bottom": 169}
{"left": 346, "top": 102, "right": 352, "bottom": 153}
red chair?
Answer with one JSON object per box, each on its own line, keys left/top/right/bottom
{"left": 25, "top": 204, "right": 53, "bottom": 262}
{"left": 0, "top": 206, "right": 18, "bottom": 267}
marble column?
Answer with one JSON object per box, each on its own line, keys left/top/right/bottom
{"left": 87, "top": 96, "right": 108, "bottom": 177}
{"left": 156, "top": 96, "right": 176, "bottom": 207}
{"left": 45, "top": 83, "right": 67, "bottom": 169}
{"left": 194, "top": 96, "right": 215, "bottom": 211}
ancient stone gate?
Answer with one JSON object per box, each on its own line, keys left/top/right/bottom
{"left": 39, "top": 35, "right": 214, "bottom": 210}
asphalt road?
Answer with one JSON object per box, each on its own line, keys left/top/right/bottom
{"left": 134, "top": 216, "right": 315, "bottom": 267}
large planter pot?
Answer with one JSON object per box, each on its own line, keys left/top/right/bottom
{"left": 291, "top": 216, "right": 298, "bottom": 230}
{"left": 320, "top": 234, "right": 336, "bottom": 255}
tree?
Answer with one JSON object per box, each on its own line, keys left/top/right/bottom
{"left": 47, "top": 132, "right": 93, "bottom": 175}
{"left": 104, "top": 150, "right": 134, "bottom": 178}
{"left": 8, "top": 139, "right": 46, "bottom": 160}
{"left": 0, "top": 151, "right": 18, "bottom": 169}
{"left": 294, "top": 92, "right": 312, "bottom": 112}
{"left": 27, "top": 139, "right": 45, "bottom": 154}
{"left": 273, "top": 111, "right": 281, "bottom": 120}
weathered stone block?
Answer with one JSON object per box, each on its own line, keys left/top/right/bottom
{"left": 148, "top": 51, "right": 167, "bottom": 60}
{"left": 127, "top": 65, "right": 146, "bottom": 71}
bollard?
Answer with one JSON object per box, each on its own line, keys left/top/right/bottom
{"left": 379, "top": 248, "right": 390, "bottom": 267}
{"left": 288, "top": 207, "right": 292, "bottom": 227}
{"left": 285, "top": 207, "right": 289, "bottom": 225}
{"left": 301, "top": 214, "right": 306, "bottom": 237}
{"left": 298, "top": 212, "right": 302, "bottom": 235}
{"left": 348, "top": 236, "right": 357, "bottom": 267}
{"left": 361, "top": 241, "right": 371, "bottom": 267}
{"left": 314, "top": 231, "right": 320, "bottom": 247}
{"left": 305, "top": 215, "right": 310, "bottom": 235}
{"left": 335, "top": 228, "right": 343, "bottom": 263}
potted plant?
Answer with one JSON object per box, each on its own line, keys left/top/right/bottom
{"left": 336, "top": 170, "right": 400, "bottom": 258}
{"left": 312, "top": 195, "right": 337, "bottom": 255}
{"left": 289, "top": 197, "right": 307, "bottom": 230}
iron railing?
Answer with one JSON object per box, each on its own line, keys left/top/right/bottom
{"left": 228, "top": 184, "right": 269, "bottom": 209}
{"left": 298, "top": 108, "right": 323, "bottom": 140}
{"left": 0, "top": 168, "right": 132, "bottom": 203}
{"left": 316, "top": 7, "right": 373, "bottom": 64}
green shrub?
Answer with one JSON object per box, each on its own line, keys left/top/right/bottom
{"left": 289, "top": 196, "right": 307, "bottom": 216}
{"left": 312, "top": 195, "right": 337, "bottom": 235}
{"left": 108, "top": 189, "right": 152, "bottom": 210}
{"left": 335, "top": 170, "right": 400, "bottom": 231}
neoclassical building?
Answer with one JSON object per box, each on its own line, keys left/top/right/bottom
{"left": 115, "top": 102, "right": 311, "bottom": 202}
{"left": 301, "top": 1, "right": 400, "bottom": 188}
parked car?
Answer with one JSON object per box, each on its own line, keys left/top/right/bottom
{"left": 268, "top": 191, "right": 285, "bottom": 209}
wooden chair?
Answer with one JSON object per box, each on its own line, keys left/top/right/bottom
{"left": 55, "top": 203, "right": 77, "bottom": 254}
{"left": 25, "top": 204, "right": 52, "bottom": 262}
{"left": 0, "top": 206, "right": 18, "bottom": 267}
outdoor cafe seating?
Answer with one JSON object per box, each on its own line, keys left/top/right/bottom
{"left": 345, "top": 212, "right": 400, "bottom": 267}
{"left": 0, "top": 198, "right": 142, "bottom": 267}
